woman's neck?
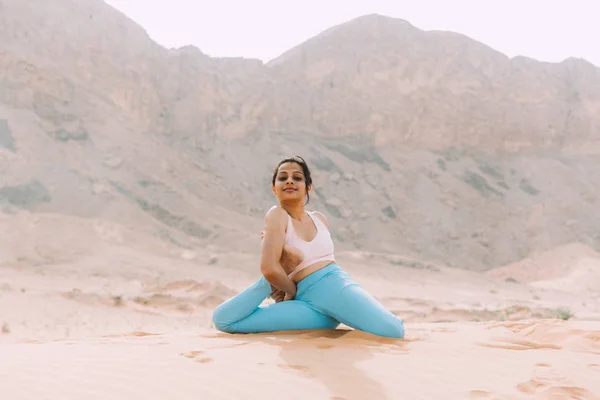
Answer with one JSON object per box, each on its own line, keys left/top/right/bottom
{"left": 281, "top": 202, "right": 305, "bottom": 220}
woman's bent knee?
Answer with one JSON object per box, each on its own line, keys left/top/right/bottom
{"left": 376, "top": 317, "right": 405, "bottom": 339}
{"left": 212, "top": 304, "right": 235, "bottom": 333}
{"left": 389, "top": 319, "right": 405, "bottom": 339}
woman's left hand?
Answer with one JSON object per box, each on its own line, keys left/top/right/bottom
{"left": 283, "top": 292, "right": 295, "bottom": 301}
{"left": 270, "top": 286, "right": 286, "bottom": 303}
{"left": 272, "top": 290, "right": 285, "bottom": 302}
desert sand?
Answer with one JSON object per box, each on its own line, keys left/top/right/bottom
{"left": 1, "top": 211, "right": 599, "bottom": 400}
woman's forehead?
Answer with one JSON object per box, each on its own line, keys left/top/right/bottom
{"left": 278, "top": 163, "right": 303, "bottom": 174}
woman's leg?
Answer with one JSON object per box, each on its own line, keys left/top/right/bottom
{"left": 299, "top": 267, "right": 405, "bottom": 338}
{"left": 212, "top": 276, "right": 340, "bottom": 334}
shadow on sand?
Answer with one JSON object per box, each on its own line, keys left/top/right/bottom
{"left": 208, "top": 328, "right": 413, "bottom": 400}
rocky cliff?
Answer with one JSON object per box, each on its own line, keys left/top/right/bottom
{"left": 1, "top": 0, "right": 599, "bottom": 270}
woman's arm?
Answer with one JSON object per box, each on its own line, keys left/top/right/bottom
{"left": 260, "top": 207, "right": 297, "bottom": 298}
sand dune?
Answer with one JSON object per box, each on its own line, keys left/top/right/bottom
{"left": 487, "top": 243, "right": 600, "bottom": 293}
{"left": 1, "top": 212, "right": 600, "bottom": 399}
{"left": 1, "top": 322, "right": 599, "bottom": 400}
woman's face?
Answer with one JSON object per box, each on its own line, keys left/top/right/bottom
{"left": 272, "top": 162, "right": 310, "bottom": 203}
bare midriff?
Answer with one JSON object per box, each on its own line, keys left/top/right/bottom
{"left": 289, "top": 259, "right": 336, "bottom": 283}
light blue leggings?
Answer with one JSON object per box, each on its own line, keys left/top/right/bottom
{"left": 212, "top": 263, "right": 405, "bottom": 338}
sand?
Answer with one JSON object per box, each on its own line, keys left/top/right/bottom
{"left": 1, "top": 211, "right": 600, "bottom": 399}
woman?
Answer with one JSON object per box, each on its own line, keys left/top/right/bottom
{"left": 212, "top": 156, "right": 405, "bottom": 338}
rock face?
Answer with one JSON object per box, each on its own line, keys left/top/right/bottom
{"left": 1, "top": 0, "right": 599, "bottom": 270}
{"left": 261, "top": 16, "right": 600, "bottom": 153}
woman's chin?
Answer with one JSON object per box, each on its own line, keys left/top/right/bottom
{"left": 278, "top": 194, "right": 302, "bottom": 203}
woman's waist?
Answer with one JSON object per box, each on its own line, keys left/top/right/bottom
{"left": 293, "top": 252, "right": 334, "bottom": 270}
{"left": 293, "top": 260, "right": 339, "bottom": 285}
{"left": 288, "top": 253, "right": 333, "bottom": 278}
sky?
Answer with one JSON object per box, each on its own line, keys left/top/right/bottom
{"left": 105, "top": 0, "right": 599, "bottom": 67}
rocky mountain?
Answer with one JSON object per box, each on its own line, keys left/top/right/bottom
{"left": 1, "top": 0, "right": 599, "bottom": 270}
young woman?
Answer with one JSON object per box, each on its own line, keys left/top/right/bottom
{"left": 212, "top": 156, "right": 405, "bottom": 338}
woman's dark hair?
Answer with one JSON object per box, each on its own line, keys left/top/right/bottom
{"left": 271, "top": 155, "right": 313, "bottom": 204}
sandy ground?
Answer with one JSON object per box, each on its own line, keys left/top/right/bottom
{"left": 1, "top": 211, "right": 600, "bottom": 399}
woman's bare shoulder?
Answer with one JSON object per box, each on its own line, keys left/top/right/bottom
{"left": 310, "top": 210, "right": 329, "bottom": 227}
{"left": 265, "top": 206, "right": 289, "bottom": 227}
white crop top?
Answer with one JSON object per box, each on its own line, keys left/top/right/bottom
{"left": 285, "top": 211, "right": 336, "bottom": 279}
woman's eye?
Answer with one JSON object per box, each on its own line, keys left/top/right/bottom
{"left": 293, "top": 177, "right": 303, "bottom": 181}
{"left": 278, "top": 176, "right": 287, "bottom": 181}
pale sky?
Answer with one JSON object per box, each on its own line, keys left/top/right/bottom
{"left": 105, "top": 0, "right": 599, "bottom": 67}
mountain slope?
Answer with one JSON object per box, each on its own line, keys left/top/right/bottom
{"left": 1, "top": 2, "right": 599, "bottom": 270}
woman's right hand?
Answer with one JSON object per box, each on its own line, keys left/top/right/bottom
{"left": 270, "top": 288, "right": 286, "bottom": 303}
{"left": 270, "top": 285, "right": 295, "bottom": 302}
{"left": 283, "top": 292, "right": 295, "bottom": 301}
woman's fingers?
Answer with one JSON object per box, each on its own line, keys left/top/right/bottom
{"left": 283, "top": 292, "right": 295, "bottom": 301}
{"left": 272, "top": 290, "right": 285, "bottom": 302}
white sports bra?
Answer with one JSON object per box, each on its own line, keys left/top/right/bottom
{"left": 285, "top": 211, "right": 336, "bottom": 279}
